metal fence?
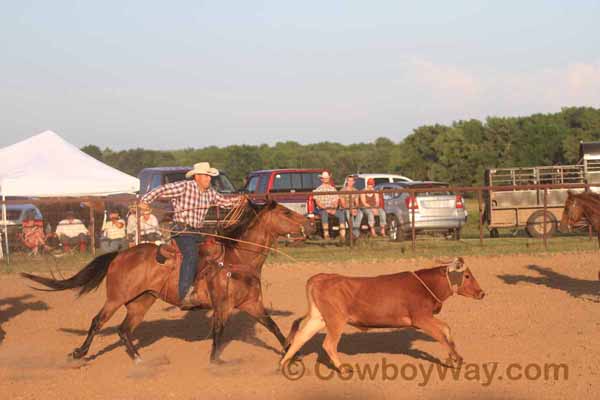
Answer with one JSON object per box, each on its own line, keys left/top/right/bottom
{"left": 2, "top": 183, "right": 598, "bottom": 264}
{"left": 256, "top": 182, "right": 600, "bottom": 250}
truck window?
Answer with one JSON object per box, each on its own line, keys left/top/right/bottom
{"left": 258, "top": 174, "right": 269, "bottom": 193}
{"left": 272, "top": 173, "right": 292, "bottom": 192}
{"left": 302, "top": 173, "right": 321, "bottom": 191}
{"left": 150, "top": 174, "right": 162, "bottom": 190}
{"left": 164, "top": 172, "right": 186, "bottom": 184}
{"left": 291, "top": 173, "right": 302, "bottom": 191}
{"left": 355, "top": 178, "right": 365, "bottom": 190}
{"left": 245, "top": 176, "right": 260, "bottom": 193}
{"left": 213, "top": 175, "right": 236, "bottom": 193}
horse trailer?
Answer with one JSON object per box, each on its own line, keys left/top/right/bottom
{"left": 484, "top": 141, "right": 600, "bottom": 238}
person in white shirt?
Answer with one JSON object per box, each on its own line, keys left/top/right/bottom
{"left": 126, "top": 207, "right": 162, "bottom": 244}
{"left": 55, "top": 211, "right": 90, "bottom": 253}
{"left": 100, "top": 209, "right": 127, "bottom": 252}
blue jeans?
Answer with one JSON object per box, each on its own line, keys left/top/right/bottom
{"left": 363, "top": 208, "right": 387, "bottom": 227}
{"left": 345, "top": 209, "right": 363, "bottom": 238}
{"left": 318, "top": 209, "right": 346, "bottom": 226}
{"left": 172, "top": 224, "right": 205, "bottom": 300}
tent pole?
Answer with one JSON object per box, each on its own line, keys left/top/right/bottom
{"left": 89, "top": 204, "right": 96, "bottom": 256}
{"left": 2, "top": 195, "right": 9, "bottom": 265}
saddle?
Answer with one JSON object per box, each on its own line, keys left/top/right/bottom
{"left": 156, "top": 237, "right": 224, "bottom": 267}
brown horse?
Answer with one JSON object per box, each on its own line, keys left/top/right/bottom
{"left": 560, "top": 190, "right": 600, "bottom": 233}
{"left": 560, "top": 190, "right": 600, "bottom": 279}
{"left": 22, "top": 200, "right": 314, "bottom": 363}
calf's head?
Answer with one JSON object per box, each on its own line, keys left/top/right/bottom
{"left": 447, "top": 257, "right": 485, "bottom": 300}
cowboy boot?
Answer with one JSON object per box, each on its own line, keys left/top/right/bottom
{"left": 180, "top": 286, "right": 198, "bottom": 310}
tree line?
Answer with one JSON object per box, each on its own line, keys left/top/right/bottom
{"left": 82, "top": 106, "right": 600, "bottom": 188}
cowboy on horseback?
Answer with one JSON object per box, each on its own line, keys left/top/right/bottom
{"left": 140, "top": 162, "right": 243, "bottom": 308}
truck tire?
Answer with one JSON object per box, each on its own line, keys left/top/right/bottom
{"left": 453, "top": 228, "right": 461, "bottom": 241}
{"left": 388, "top": 215, "right": 405, "bottom": 242}
{"left": 526, "top": 211, "right": 557, "bottom": 238}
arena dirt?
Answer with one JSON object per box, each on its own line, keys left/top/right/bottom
{"left": 1, "top": 253, "right": 599, "bottom": 399}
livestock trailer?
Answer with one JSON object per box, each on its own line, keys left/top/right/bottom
{"left": 484, "top": 141, "right": 600, "bottom": 238}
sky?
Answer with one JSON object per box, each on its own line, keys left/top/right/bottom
{"left": 1, "top": 1, "right": 599, "bottom": 150}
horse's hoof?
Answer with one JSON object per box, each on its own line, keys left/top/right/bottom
{"left": 134, "top": 356, "right": 143, "bottom": 365}
{"left": 210, "top": 358, "right": 226, "bottom": 365}
{"left": 448, "top": 354, "right": 463, "bottom": 368}
{"left": 70, "top": 349, "right": 84, "bottom": 359}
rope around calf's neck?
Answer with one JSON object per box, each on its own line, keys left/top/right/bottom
{"left": 410, "top": 271, "right": 444, "bottom": 304}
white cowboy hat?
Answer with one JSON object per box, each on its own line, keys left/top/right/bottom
{"left": 319, "top": 171, "right": 331, "bottom": 179}
{"left": 185, "top": 162, "right": 220, "bottom": 178}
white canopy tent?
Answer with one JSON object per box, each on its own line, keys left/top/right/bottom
{"left": 1, "top": 130, "right": 140, "bottom": 261}
{"left": 0, "top": 130, "right": 139, "bottom": 197}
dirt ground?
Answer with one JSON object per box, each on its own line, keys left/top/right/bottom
{"left": 1, "top": 253, "right": 599, "bottom": 400}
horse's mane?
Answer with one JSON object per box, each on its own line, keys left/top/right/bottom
{"left": 218, "top": 200, "right": 278, "bottom": 247}
{"left": 574, "top": 191, "right": 600, "bottom": 205}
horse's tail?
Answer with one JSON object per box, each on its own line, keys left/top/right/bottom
{"left": 21, "top": 251, "right": 119, "bottom": 296}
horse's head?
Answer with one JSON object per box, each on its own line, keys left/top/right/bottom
{"left": 559, "top": 191, "right": 584, "bottom": 233}
{"left": 256, "top": 200, "right": 316, "bottom": 239}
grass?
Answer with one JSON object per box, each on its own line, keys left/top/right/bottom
{"left": 2, "top": 199, "right": 597, "bottom": 273}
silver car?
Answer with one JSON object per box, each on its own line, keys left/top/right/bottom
{"left": 379, "top": 182, "right": 467, "bottom": 241}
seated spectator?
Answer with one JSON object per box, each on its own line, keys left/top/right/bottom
{"left": 313, "top": 171, "right": 346, "bottom": 241}
{"left": 360, "top": 178, "right": 387, "bottom": 237}
{"left": 100, "top": 209, "right": 127, "bottom": 252}
{"left": 55, "top": 211, "right": 90, "bottom": 252}
{"left": 126, "top": 206, "right": 162, "bottom": 244}
{"left": 21, "top": 210, "right": 49, "bottom": 256}
{"left": 339, "top": 175, "right": 363, "bottom": 239}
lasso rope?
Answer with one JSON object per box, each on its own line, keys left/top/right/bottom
{"left": 139, "top": 196, "right": 299, "bottom": 261}
{"left": 158, "top": 226, "right": 298, "bottom": 262}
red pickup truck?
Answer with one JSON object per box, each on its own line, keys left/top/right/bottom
{"left": 241, "top": 169, "right": 326, "bottom": 216}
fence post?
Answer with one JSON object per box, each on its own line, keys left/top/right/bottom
{"left": 585, "top": 183, "right": 593, "bottom": 241}
{"left": 135, "top": 200, "right": 140, "bottom": 245}
{"left": 411, "top": 189, "right": 416, "bottom": 252}
{"left": 348, "top": 192, "right": 353, "bottom": 248}
{"left": 478, "top": 189, "right": 484, "bottom": 246}
{"left": 543, "top": 188, "right": 548, "bottom": 250}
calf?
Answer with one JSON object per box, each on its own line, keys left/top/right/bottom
{"left": 280, "top": 257, "right": 485, "bottom": 371}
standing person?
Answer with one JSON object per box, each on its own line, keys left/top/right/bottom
{"left": 339, "top": 175, "right": 363, "bottom": 240}
{"left": 140, "top": 162, "right": 243, "bottom": 308}
{"left": 360, "top": 178, "right": 387, "bottom": 237}
{"left": 313, "top": 171, "right": 346, "bottom": 241}
{"left": 55, "top": 211, "right": 90, "bottom": 253}
{"left": 100, "top": 209, "right": 127, "bottom": 252}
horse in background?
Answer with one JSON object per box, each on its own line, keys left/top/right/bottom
{"left": 559, "top": 190, "right": 600, "bottom": 279}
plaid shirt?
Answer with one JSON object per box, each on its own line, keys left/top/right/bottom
{"left": 141, "top": 181, "right": 238, "bottom": 228}
{"left": 313, "top": 183, "right": 339, "bottom": 209}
